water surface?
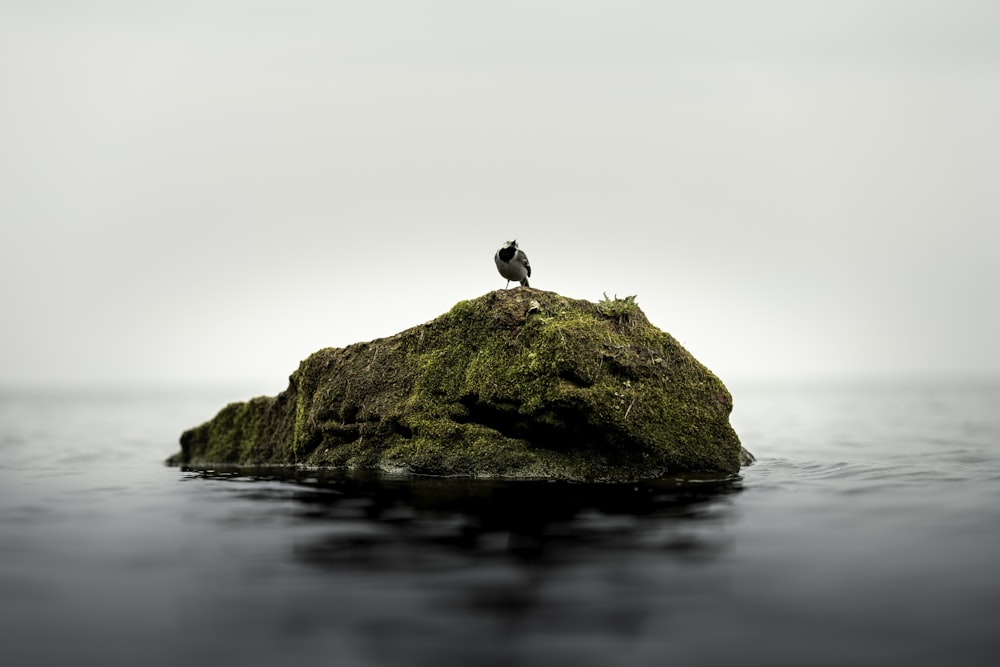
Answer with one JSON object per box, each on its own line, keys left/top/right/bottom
{"left": 1, "top": 380, "right": 998, "bottom": 666}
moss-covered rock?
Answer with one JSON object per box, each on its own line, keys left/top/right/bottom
{"left": 172, "top": 289, "right": 752, "bottom": 481}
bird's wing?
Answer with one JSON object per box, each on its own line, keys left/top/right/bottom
{"left": 518, "top": 250, "right": 531, "bottom": 277}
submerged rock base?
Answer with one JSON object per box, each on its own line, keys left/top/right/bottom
{"left": 172, "top": 289, "right": 751, "bottom": 481}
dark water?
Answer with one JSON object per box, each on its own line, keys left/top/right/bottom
{"left": 1, "top": 380, "right": 998, "bottom": 666}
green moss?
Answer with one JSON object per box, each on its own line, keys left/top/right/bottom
{"left": 179, "top": 396, "right": 277, "bottom": 465}
{"left": 172, "top": 288, "right": 747, "bottom": 480}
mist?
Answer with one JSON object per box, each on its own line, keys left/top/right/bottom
{"left": 2, "top": 1, "right": 998, "bottom": 393}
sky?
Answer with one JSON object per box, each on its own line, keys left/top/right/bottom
{"left": 2, "top": 1, "right": 998, "bottom": 393}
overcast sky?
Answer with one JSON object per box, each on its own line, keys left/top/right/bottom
{"left": 2, "top": 1, "right": 998, "bottom": 392}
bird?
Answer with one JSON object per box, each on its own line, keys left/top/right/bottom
{"left": 495, "top": 240, "right": 531, "bottom": 288}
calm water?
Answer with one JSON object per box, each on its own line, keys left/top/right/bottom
{"left": 1, "top": 379, "right": 998, "bottom": 666}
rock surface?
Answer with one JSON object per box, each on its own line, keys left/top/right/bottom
{"left": 172, "top": 289, "right": 752, "bottom": 481}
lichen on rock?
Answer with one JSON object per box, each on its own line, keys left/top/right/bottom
{"left": 172, "top": 289, "right": 752, "bottom": 481}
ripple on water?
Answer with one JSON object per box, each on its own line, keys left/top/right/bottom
{"left": 744, "top": 456, "right": 981, "bottom": 499}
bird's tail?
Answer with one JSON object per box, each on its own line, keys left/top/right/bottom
{"left": 520, "top": 278, "right": 530, "bottom": 287}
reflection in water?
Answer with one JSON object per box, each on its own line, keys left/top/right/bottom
{"left": 182, "top": 467, "right": 742, "bottom": 564}
{"left": 178, "top": 468, "right": 743, "bottom": 665}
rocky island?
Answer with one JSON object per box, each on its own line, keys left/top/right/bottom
{"left": 171, "top": 289, "right": 752, "bottom": 481}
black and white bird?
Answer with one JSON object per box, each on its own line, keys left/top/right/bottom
{"left": 495, "top": 240, "right": 531, "bottom": 288}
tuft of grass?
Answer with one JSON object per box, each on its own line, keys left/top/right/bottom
{"left": 597, "top": 293, "right": 639, "bottom": 322}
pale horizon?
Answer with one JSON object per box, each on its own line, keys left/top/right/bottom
{"left": 3, "top": 1, "right": 999, "bottom": 394}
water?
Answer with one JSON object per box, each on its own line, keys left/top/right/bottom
{"left": 1, "top": 380, "right": 998, "bottom": 666}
